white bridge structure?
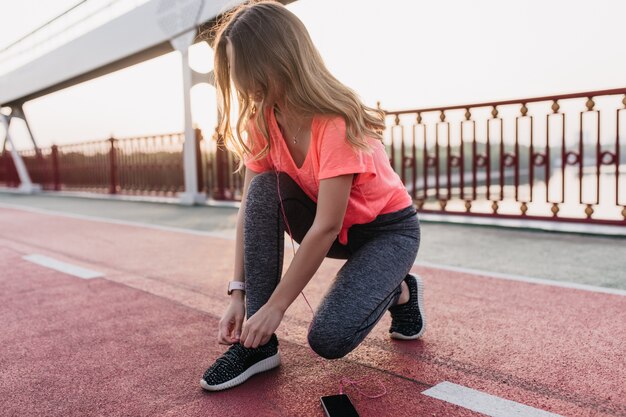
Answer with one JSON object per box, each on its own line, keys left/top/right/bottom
{"left": 0, "top": 0, "right": 290, "bottom": 204}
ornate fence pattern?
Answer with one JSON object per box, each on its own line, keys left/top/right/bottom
{"left": 1, "top": 131, "right": 188, "bottom": 195}
{"left": 384, "top": 87, "right": 625, "bottom": 224}
{"left": 1, "top": 88, "right": 625, "bottom": 225}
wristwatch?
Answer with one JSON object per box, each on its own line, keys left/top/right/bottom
{"left": 227, "top": 280, "right": 246, "bottom": 295}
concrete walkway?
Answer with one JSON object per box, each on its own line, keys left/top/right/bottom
{"left": 1, "top": 191, "right": 624, "bottom": 291}
{"left": 1, "top": 196, "right": 625, "bottom": 417}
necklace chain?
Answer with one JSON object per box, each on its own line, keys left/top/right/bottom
{"left": 292, "top": 124, "right": 303, "bottom": 144}
{"left": 275, "top": 105, "right": 305, "bottom": 144}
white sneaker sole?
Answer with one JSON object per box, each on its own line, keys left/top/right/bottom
{"left": 390, "top": 274, "right": 426, "bottom": 340}
{"left": 200, "top": 351, "right": 281, "bottom": 391}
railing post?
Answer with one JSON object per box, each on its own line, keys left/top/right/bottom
{"left": 108, "top": 137, "right": 117, "bottom": 194}
{"left": 0, "top": 151, "right": 4, "bottom": 183}
{"left": 194, "top": 127, "right": 204, "bottom": 193}
{"left": 0, "top": 151, "right": 6, "bottom": 185}
{"left": 7, "top": 152, "right": 18, "bottom": 186}
{"left": 51, "top": 144, "right": 60, "bottom": 191}
{"left": 213, "top": 133, "right": 227, "bottom": 200}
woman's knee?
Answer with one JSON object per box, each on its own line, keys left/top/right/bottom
{"left": 246, "top": 172, "right": 282, "bottom": 213}
{"left": 307, "top": 324, "right": 352, "bottom": 360}
{"left": 248, "top": 171, "right": 277, "bottom": 197}
{"left": 247, "top": 171, "right": 295, "bottom": 201}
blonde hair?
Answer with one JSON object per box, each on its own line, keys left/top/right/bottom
{"left": 202, "top": 0, "right": 386, "bottom": 173}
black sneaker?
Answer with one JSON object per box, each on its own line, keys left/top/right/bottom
{"left": 388, "top": 273, "right": 426, "bottom": 340}
{"left": 200, "top": 334, "right": 281, "bottom": 391}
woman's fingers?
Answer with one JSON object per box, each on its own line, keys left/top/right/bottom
{"left": 240, "top": 323, "right": 250, "bottom": 347}
{"left": 241, "top": 326, "right": 262, "bottom": 348}
{"left": 219, "top": 317, "right": 235, "bottom": 344}
{"left": 217, "top": 331, "right": 228, "bottom": 345}
{"left": 233, "top": 317, "right": 243, "bottom": 342}
{"left": 218, "top": 318, "right": 229, "bottom": 336}
{"left": 217, "top": 328, "right": 227, "bottom": 344}
{"left": 240, "top": 319, "right": 272, "bottom": 348}
{"left": 251, "top": 331, "right": 266, "bottom": 349}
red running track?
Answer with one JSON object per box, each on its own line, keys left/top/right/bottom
{"left": 0, "top": 206, "right": 624, "bottom": 417}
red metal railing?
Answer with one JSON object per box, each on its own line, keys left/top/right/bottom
{"left": 0, "top": 127, "right": 231, "bottom": 197}
{"left": 1, "top": 88, "right": 625, "bottom": 226}
{"left": 200, "top": 134, "right": 244, "bottom": 201}
{"left": 113, "top": 132, "right": 186, "bottom": 195}
{"left": 1, "top": 130, "right": 194, "bottom": 195}
{"left": 383, "top": 87, "right": 626, "bottom": 224}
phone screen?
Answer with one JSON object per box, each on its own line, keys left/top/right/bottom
{"left": 320, "top": 394, "right": 360, "bottom": 417}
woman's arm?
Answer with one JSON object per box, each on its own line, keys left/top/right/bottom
{"left": 217, "top": 167, "right": 261, "bottom": 345}
{"left": 240, "top": 173, "right": 354, "bottom": 348}
{"left": 268, "top": 173, "right": 354, "bottom": 311}
{"left": 217, "top": 169, "right": 258, "bottom": 345}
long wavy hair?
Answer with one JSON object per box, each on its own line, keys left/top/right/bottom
{"left": 202, "top": 0, "right": 386, "bottom": 173}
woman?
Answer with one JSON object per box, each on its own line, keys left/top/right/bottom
{"left": 200, "top": 0, "right": 424, "bottom": 392}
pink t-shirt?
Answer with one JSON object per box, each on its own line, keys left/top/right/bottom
{"left": 243, "top": 107, "right": 413, "bottom": 245}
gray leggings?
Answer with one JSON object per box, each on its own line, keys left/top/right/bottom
{"left": 244, "top": 171, "right": 421, "bottom": 359}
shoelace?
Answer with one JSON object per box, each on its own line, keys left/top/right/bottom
{"left": 215, "top": 342, "right": 249, "bottom": 368}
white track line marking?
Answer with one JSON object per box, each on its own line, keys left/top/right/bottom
{"left": 2, "top": 202, "right": 624, "bottom": 296}
{"left": 23, "top": 254, "right": 104, "bottom": 279}
{"left": 414, "top": 260, "right": 626, "bottom": 297}
{"left": 422, "top": 381, "right": 564, "bottom": 417}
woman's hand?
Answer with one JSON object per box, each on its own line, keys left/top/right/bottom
{"left": 240, "top": 303, "right": 285, "bottom": 348}
{"left": 217, "top": 298, "right": 246, "bottom": 345}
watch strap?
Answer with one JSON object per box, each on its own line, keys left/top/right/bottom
{"left": 227, "top": 280, "right": 246, "bottom": 295}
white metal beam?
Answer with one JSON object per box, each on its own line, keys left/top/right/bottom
{"left": 171, "top": 29, "right": 206, "bottom": 205}
{"left": 0, "top": 0, "right": 247, "bottom": 106}
{"left": 0, "top": 114, "right": 41, "bottom": 193}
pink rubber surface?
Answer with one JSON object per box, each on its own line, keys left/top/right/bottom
{"left": 1, "top": 206, "right": 624, "bottom": 416}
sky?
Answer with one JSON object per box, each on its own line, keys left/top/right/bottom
{"left": 1, "top": 0, "right": 625, "bottom": 150}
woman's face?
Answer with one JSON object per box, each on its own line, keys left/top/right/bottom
{"left": 225, "top": 38, "right": 263, "bottom": 103}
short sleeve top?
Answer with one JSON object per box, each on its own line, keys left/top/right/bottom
{"left": 243, "top": 106, "right": 413, "bottom": 245}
